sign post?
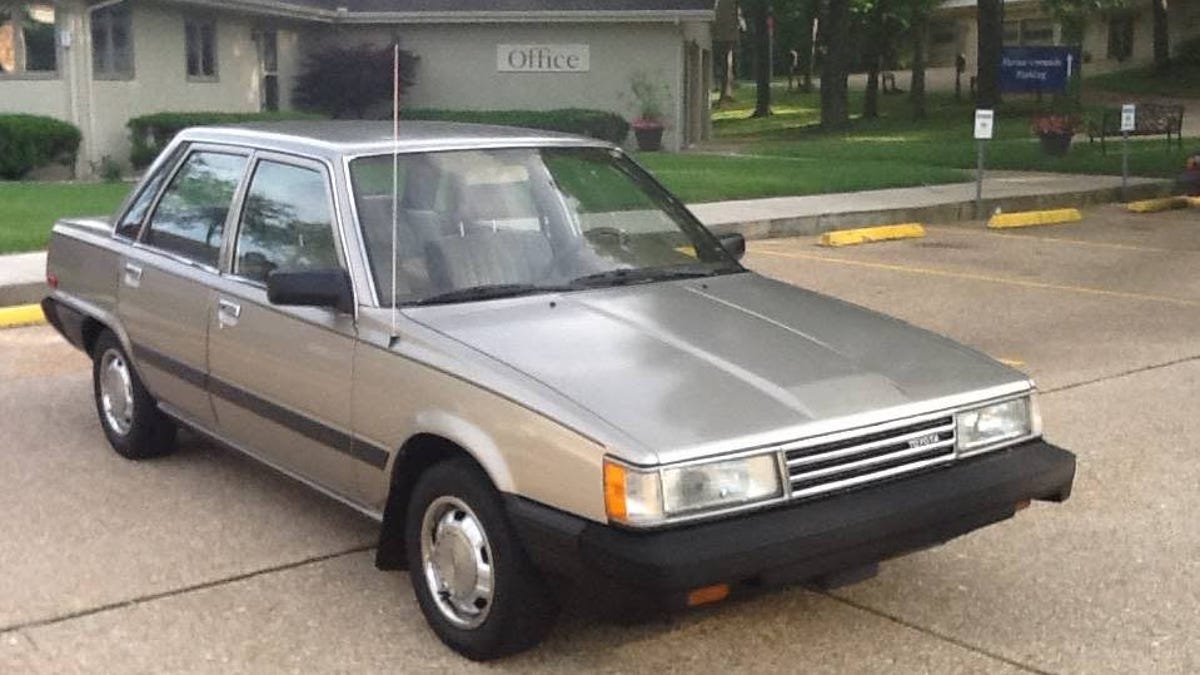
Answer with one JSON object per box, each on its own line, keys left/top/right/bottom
{"left": 974, "top": 109, "right": 995, "bottom": 218}
{"left": 1121, "top": 104, "right": 1136, "bottom": 199}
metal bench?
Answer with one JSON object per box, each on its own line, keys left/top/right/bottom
{"left": 1087, "top": 103, "right": 1185, "bottom": 155}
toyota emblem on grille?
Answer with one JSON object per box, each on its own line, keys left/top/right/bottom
{"left": 908, "top": 433, "right": 941, "bottom": 449}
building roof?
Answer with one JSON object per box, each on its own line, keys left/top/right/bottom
{"left": 186, "top": 0, "right": 717, "bottom": 23}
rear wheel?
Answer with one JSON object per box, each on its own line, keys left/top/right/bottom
{"left": 404, "top": 459, "right": 558, "bottom": 660}
{"left": 91, "top": 331, "right": 176, "bottom": 459}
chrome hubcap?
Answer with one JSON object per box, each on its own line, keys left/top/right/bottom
{"left": 420, "top": 496, "right": 494, "bottom": 629}
{"left": 99, "top": 349, "right": 134, "bottom": 436}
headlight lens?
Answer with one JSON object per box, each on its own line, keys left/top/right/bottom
{"left": 604, "top": 454, "right": 782, "bottom": 526}
{"left": 956, "top": 396, "right": 1038, "bottom": 453}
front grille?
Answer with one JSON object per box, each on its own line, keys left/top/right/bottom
{"left": 784, "top": 416, "right": 956, "bottom": 499}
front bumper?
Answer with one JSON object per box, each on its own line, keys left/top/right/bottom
{"left": 507, "top": 439, "right": 1074, "bottom": 600}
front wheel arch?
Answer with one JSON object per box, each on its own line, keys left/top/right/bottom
{"left": 376, "top": 434, "right": 495, "bottom": 570}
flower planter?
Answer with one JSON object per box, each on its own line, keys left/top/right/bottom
{"left": 1038, "top": 131, "right": 1074, "bottom": 157}
{"left": 633, "top": 122, "right": 664, "bottom": 151}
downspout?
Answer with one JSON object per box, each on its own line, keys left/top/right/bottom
{"left": 81, "top": 0, "right": 128, "bottom": 176}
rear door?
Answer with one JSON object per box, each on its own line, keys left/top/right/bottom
{"left": 206, "top": 152, "right": 376, "bottom": 506}
{"left": 118, "top": 147, "right": 250, "bottom": 427}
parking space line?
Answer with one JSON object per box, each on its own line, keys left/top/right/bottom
{"left": 923, "top": 226, "right": 1196, "bottom": 255}
{"left": 753, "top": 250, "right": 1200, "bottom": 307}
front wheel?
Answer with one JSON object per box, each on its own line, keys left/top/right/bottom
{"left": 404, "top": 459, "right": 558, "bottom": 660}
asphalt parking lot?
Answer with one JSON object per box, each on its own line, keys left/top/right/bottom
{"left": 2, "top": 204, "right": 1197, "bottom": 673}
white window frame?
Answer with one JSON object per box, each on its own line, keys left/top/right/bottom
{"left": 184, "top": 16, "right": 217, "bottom": 81}
{"left": 91, "top": 1, "right": 134, "bottom": 80}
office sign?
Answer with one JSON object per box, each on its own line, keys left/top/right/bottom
{"left": 498, "top": 44, "right": 589, "bottom": 73}
{"left": 974, "top": 109, "right": 995, "bottom": 140}
{"left": 1121, "top": 104, "right": 1137, "bottom": 132}
{"left": 998, "top": 46, "right": 1080, "bottom": 93}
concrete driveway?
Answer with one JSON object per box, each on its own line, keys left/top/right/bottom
{"left": 2, "top": 204, "right": 1197, "bottom": 673}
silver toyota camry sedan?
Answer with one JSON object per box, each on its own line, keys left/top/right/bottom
{"left": 43, "top": 121, "right": 1075, "bottom": 660}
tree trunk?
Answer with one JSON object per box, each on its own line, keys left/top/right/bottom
{"left": 976, "top": 0, "right": 1003, "bottom": 108}
{"left": 1152, "top": 0, "right": 1170, "bottom": 73}
{"left": 820, "top": 0, "right": 851, "bottom": 130}
{"left": 910, "top": 9, "right": 928, "bottom": 120}
{"left": 717, "top": 42, "right": 737, "bottom": 104}
{"left": 749, "top": 0, "right": 772, "bottom": 118}
{"left": 803, "top": 14, "right": 818, "bottom": 93}
{"left": 862, "top": 1, "right": 885, "bottom": 120}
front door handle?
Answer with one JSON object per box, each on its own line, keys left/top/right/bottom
{"left": 217, "top": 298, "right": 241, "bottom": 328}
{"left": 123, "top": 263, "right": 143, "bottom": 287}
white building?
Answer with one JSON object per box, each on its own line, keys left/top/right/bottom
{"left": 0, "top": 0, "right": 718, "bottom": 176}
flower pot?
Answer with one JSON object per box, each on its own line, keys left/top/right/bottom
{"left": 1038, "top": 131, "right": 1074, "bottom": 157}
{"left": 633, "top": 123, "right": 665, "bottom": 151}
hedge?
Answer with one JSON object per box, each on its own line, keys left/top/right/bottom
{"left": 127, "top": 111, "right": 322, "bottom": 168}
{"left": 0, "top": 114, "right": 81, "bottom": 180}
{"left": 400, "top": 108, "right": 630, "bottom": 145}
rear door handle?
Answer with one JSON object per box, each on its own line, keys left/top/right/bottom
{"left": 217, "top": 298, "right": 241, "bottom": 328}
{"left": 123, "top": 263, "right": 143, "bottom": 287}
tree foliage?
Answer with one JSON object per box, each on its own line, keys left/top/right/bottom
{"left": 293, "top": 44, "right": 418, "bottom": 119}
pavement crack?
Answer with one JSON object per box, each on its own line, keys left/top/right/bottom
{"left": 0, "top": 543, "right": 375, "bottom": 636}
{"left": 821, "top": 592, "right": 1056, "bottom": 675}
{"left": 1041, "top": 354, "right": 1200, "bottom": 396}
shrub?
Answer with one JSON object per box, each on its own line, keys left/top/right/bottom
{"left": 400, "top": 108, "right": 630, "bottom": 145}
{"left": 0, "top": 114, "right": 81, "bottom": 179}
{"left": 293, "top": 44, "right": 417, "bottom": 119}
{"left": 127, "top": 111, "right": 321, "bottom": 168}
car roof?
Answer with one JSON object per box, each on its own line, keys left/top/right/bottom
{"left": 177, "top": 120, "right": 613, "bottom": 159}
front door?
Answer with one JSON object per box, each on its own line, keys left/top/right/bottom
{"left": 118, "top": 148, "right": 250, "bottom": 428}
{"left": 207, "top": 153, "right": 374, "bottom": 506}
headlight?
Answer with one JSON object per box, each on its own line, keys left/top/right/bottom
{"left": 604, "top": 453, "right": 783, "bottom": 526}
{"left": 956, "top": 395, "right": 1039, "bottom": 454}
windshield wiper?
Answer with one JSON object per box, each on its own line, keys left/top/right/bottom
{"left": 409, "top": 283, "right": 573, "bottom": 306}
{"left": 568, "top": 265, "right": 737, "bottom": 289}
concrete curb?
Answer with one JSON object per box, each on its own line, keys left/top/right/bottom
{"left": 819, "top": 224, "right": 925, "bottom": 247}
{"left": 0, "top": 281, "right": 47, "bottom": 308}
{"left": 0, "top": 304, "right": 46, "bottom": 329}
{"left": 704, "top": 180, "right": 1174, "bottom": 240}
{"left": 988, "top": 208, "right": 1083, "bottom": 229}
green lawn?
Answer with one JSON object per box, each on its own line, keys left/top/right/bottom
{"left": 0, "top": 182, "right": 129, "bottom": 254}
{"left": 1087, "top": 64, "right": 1200, "bottom": 99}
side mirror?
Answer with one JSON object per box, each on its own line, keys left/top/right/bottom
{"left": 717, "top": 232, "right": 746, "bottom": 261}
{"left": 266, "top": 269, "right": 354, "bottom": 314}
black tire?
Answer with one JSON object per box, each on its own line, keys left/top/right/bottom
{"left": 404, "top": 458, "right": 558, "bottom": 660}
{"left": 91, "top": 331, "right": 176, "bottom": 460}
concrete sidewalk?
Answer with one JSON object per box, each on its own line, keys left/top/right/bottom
{"left": 0, "top": 170, "right": 1174, "bottom": 306}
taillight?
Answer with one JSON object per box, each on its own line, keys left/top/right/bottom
{"left": 46, "top": 272, "right": 59, "bottom": 290}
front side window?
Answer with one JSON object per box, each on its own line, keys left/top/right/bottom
{"left": 350, "top": 147, "right": 741, "bottom": 306}
{"left": 184, "top": 17, "right": 216, "bottom": 79}
{"left": 92, "top": 3, "right": 133, "bottom": 78}
{"left": 0, "top": 2, "right": 57, "bottom": 76}
{"left": 143, "top": 151, "right": 247, "bottom": 267}
{"left": 234, "top": 160, "right": 339, "bottom": 284}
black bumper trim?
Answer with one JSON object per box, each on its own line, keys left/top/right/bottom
{"left": 507, "top": 439, "right": 1074, "bottom": 594}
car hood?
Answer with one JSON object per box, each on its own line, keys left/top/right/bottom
{"left": 408, "top": 272, "right": 1030, "bottom": 464}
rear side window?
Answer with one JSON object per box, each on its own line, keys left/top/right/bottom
{"left": 233, "top": 160, "right": 339, "bottom": 284}
{"left": 114, "top": 145, "right": 187, "bottom": 240}
{"left": 143, "top": 151, "right": 247, "bottom": 267}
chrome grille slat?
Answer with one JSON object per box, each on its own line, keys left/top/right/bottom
{"left": 783, "top": 415, "right": 957, "bottom": 500}
{"left": 786, "top": 422, "right": 956, "bottom": 468}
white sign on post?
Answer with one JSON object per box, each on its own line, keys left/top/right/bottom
{"left": 974, "top": 109, "right": 995, "bottom": 140}
{"left": 1121, "top": 104, "right": 1137, "bottom": 132}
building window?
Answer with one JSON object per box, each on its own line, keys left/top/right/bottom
{"left": 254, "top": 29, "right": 278, "bottom": 111}
{"left": 1002, "top": 21, "right": 1020, "bottom": 45}
{"left": 1107, "top": 15, "right": 1134, "bottom": 61}
{"left": 0, "top": 2, "right": 57, "bottom": 76}
{"left": 92, "top": 3, "right": 133, "bottom": 79}
{"left": 1020, "top": 19, "right": 1055, "bottom": 46}
{"left": 185, "top": 17, "right": 216, "bottom": 79}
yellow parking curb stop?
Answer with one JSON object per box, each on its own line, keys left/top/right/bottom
{"left": 819, "top": 224, "right": 926, "bottom": 247}
{"left": 1126, "top": 196, "right": 1189, "bottom": 213}
{"left": 987, "top": 208, "right": 1083, "bottom": 229}
{"left": 0, "top": 304, "right": 46, "bottom": 329}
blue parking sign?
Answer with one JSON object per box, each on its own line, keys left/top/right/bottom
{"left": 998, "top": 47, "right": 1080, "bottom": 94}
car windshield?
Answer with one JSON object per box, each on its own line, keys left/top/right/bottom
{"left": 349, "top": 146, "right": 743, "bottom": 306}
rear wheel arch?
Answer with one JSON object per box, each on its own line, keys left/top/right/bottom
{"left": 376, "top": 433, "right": 500, "bottom": 570}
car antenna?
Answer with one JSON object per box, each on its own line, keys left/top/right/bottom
{"left": 390, "top": 41, "right": 400, "bottom": 341}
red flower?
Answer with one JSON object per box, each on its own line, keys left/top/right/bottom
{"left": 1031, "top": 114, "right": 1080, "bottom": 135}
